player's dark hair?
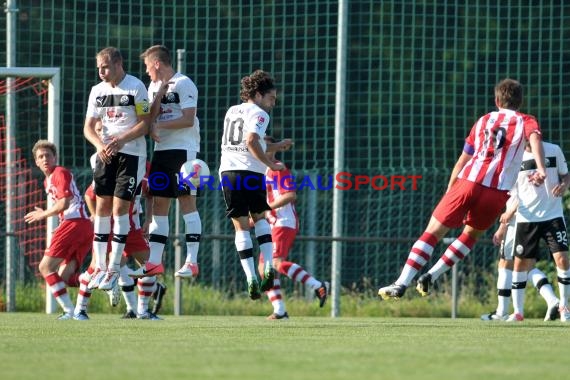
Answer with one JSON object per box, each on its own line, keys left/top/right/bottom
{"left": 32, "top": 139, "right": 57, "bottom": 158}
{"left": 96, "top": 46, "right": 123, "bottom": 65}
{"left": 495, "top": 78, "right": 523, "bottom": 110}
{"left": 140, "top": 45, "right": 171, "bottom": 66}
{"left": 240, "top": 70, "right": 276, "bottom": 102}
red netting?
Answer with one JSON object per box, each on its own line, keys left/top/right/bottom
{"left": 0, "top": 77, "right": 49, "bottom": 104}
{"left": 1, "top": 117, "right": 46, "bottom": 278}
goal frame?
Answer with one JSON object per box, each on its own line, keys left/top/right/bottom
{"left": 1, "top": 67, "right": 61, "bottom": 313}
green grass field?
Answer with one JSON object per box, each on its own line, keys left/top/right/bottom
{"left": 1, "top": 313, "right": 569, "bottom": 380}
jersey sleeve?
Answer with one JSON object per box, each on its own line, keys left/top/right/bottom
{"left": 51, "top": 167, "right": 74, "bottom": 200}
{"left": 522, "top": 115, "right": 541, "bottom": 139}
{"left": 249, "top": 110, "right": 270, "bottom": 137}
{"left": 85, "top": 88, "right": 101, "bottom": 119}
{"left": 178, "top": 77, "right": 198, "bottom": 110}
{"left": 556, "top": 145, "right": 569, "bottom": 176}
{"left": 134, "top": 81, "right": 150, "bottom": 116}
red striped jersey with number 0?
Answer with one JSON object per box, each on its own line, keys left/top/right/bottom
{"left": 458, "top": 110, "right": 540, "bottom": 190}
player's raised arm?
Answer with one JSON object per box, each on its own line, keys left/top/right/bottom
{"left": 246, "top": 132, "right": 284, "bottom": 171}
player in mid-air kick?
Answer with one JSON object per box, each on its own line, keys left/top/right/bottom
{"left": 378, "top": 78, "right": 546, "bottom": 301}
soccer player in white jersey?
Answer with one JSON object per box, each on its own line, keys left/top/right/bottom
{"left": 83, "top": 47, "right": 151, "bottom": 292}
{"left": 481, "top": 194, "right": 560, "bottom": 321}
{"left": 379, "top": 78, "right": 547, "bottom": 301}
{"left": 24, "top": 140, "right": 93, "bottom": 320}
{"left": 261, "top": 136, "right": 328, "bottom": 319}
{"left": 498, "top": 141, "right": 570, "bottom": 322}
{"left": 128, "top": 45, "right": 202, "bottom": 279}
{"left": 84, "top": 182, "right": 165, "bottom": 320}
{"left": 219, "top": 70, "right": 293, "bottom": 300}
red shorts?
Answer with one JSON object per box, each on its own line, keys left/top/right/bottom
{"left": 46, "top": 218, "right": 93, "bottom": 266}
{"left": 107, "top": 228, "right": 149, "bottom": 257}
{"left": 432, "top": 178, "right": 510, "bottom": 230}
{"left": 123, "top": 228, "right": 149, "bottom": 257}
{"left": 271, "top": 226, "right": 297, "bottom": 259}
{"left": 259, "top": 226, "right": 297, "bottom": 265}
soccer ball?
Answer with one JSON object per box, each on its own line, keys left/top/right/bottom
{"left": 180, "top": 159, "right": 210, "bottom": 188}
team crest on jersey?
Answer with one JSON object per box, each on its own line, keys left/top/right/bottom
{"left": 256, "top": 116, "right": 265, "bottom": 128}
{"left": 120, "top": 95, "right": 130, "bottom": 105}
{"left": 167, "top": 93, "right": 177, "bottom": 103}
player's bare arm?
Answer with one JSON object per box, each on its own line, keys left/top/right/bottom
{"left": 553, "top": 172, "right": 570, "bottom": 197}
{"left": 501, "top": 202, "right": 518, "bottom": 223}
{"left": 155, "top": 107, "right": 196, "bottom": 130}
{"left": 84, "top": 194, "right": 96, "bottom": 222}
{"left": 528, "top": 133, "right": 546, "bottom": 185}
{"left": 83, "top": 117, "right": 104, "bottom": 151}
{"left": 109, "top": 116, "right": 151, "bottom": 153}
{"left": 148, "top": 81, "right": 172, "bottom": 120}
{"left": 84, "top": 117, "right": 113, "bottom": 164}
{"left": 266, "top": 139, "right": 294, "bottom": 153}
{"left": 493, "top": 198, "right": 518, "bottom": 245}
{"left": 268, "top": 191, "right": 296, "bottom": 210}
{"left": 142, "top": 193, "right": 153, "bottom": 237}
{"left": 492, "top": 223, "right": 508, "bottom": 246}
{"left": 246, "top": 132, "right": 284, "bottom": 171}
{"left": 24, "top": 196, "right": 71, "bottom": 224}
{"left": 446, "top": 151, "right": 472, "bottom": 191}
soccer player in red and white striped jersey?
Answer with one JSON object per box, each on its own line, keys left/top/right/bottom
{"left": 25, "top": 140, "right": 93, "bottom": 319}
{"left": 259, "top": 136, "right": 328, "bottom": 319}
{"left": 379, "top": 78, "right": 546, "bottom": 300}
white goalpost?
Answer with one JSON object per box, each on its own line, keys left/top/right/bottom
{"left": 1, "top": 67, "right": 61, "bottom": 313}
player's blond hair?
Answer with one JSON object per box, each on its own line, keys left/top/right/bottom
{"left": 96, "top": 46, "right": 123, "bottom": 65}
{"left": 32, "top": 140, "right": 57, "bottom": 159}
{"left": 140, "top": 45, "right": 171, "bottom": 66}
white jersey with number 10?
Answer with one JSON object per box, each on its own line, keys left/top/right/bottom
{"left": 219, "top": 102, "right": 270, "bottom": 175}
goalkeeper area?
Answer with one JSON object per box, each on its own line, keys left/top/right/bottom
{"left": 0, "top": 75, "right": 54, "bottom": 276}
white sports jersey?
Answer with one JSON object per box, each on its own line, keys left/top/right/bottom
{"left": 148, "top": 73, "right": 200, "bottom": 151}
{"left": 219, "top": 103, "right": 270, "bottom": 174}
{"left": 45, "top": 166, "right": 88, "bottom": 222}
{"left": 86, "top": 74, "right": 149, "bottom": 157}
{"left": 514, "top": 142, "right": 568, "bottom": 222}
